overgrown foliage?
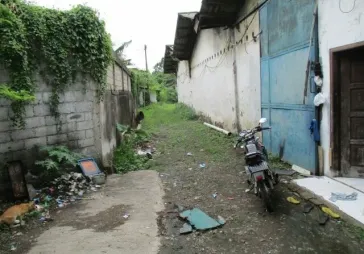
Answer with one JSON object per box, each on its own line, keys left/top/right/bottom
{"left": 35, "top": 146, "right": 83, "bottom": 178}
{"left": 131, "top": 68, "right": 177, "bottom": 105}
{"left": 113, "top": 124, "right": 150, "bottom": 173}
{"left": 0, "top": 0, "right": 113, "bottom": 127}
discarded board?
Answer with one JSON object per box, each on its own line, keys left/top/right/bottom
{"left": 179, "top": 208, "right": 225, "bottom": 231}
{"left": 7, "top": 161, "right": 29, "bottom": 200}
{"left": 273, "top": 169, "right": 296, "bottom": 176}
{"left": 292, "top": 164, "right": 311, "bottom": 176}
{"left": 78, "top": 158, "right": 102, "bottom": 176}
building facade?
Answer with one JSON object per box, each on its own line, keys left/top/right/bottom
{"left": 165, "top": 0, "right": 364, "bottom": 178}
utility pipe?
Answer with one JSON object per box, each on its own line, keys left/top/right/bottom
{"left": 204, "top": 122, "right": 232, "bottom": 136}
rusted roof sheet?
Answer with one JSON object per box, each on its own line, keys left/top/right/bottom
{"left": 199, "top": 0, "right": 245, "bottom": 29}
{"left": 173, "top": 12, "right": 198, "bottom": 61}
{"left": 163, "top": 45, "right": 178, "bottom": 74}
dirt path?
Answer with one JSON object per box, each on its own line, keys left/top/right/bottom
{"left": 142, "top": 104, "right": 364, "bottom": 254}
{"left": 2, "top": 171, "right": 164, "bottom": 254}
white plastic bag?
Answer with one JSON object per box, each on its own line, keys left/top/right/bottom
{"left": 314, "top": 92, "right": 325, "bottom": 106}
{"left": 314, "top": 76, "right": 323, "bottom": 87}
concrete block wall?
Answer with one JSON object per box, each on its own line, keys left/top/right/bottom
{"left": 0, "top": 60, "right": 132, "bottom": 173}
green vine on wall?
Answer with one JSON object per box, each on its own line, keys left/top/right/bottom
{"left": 0, "top": 0, "right": 113, "bottom": 127}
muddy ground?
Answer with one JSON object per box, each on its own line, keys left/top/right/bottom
{"left": 142, "top": 104, "right": 364, "bottom": 254}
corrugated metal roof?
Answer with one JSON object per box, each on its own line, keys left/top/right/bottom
{"left": 173, "top": 12, "right": 198, "bottom": 61}
{"left": 199, "top": 0, "right": 245, "bottom": 29}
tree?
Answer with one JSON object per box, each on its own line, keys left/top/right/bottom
{"left": 115, "top": 40, "right": 133, "bottom": 66}
{"left": 153, "top": 57, "right": 164, "bottom": 73}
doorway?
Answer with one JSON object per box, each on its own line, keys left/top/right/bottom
{"left": 331, "top": 42, "right": 364, "bottom": 178}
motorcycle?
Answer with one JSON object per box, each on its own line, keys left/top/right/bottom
{"left": 234, "top": 118, "right": 278, "bottom": 212}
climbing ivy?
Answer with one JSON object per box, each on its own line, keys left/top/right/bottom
{"left": 0, "top": 0, "right": 113, "bottom": 127}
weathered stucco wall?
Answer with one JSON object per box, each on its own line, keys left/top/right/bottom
{"left": 0, "top": 61, "right": 132, "bottom": 172}
{"left": 318, "top": 0, "right": 364, "bottom": 176}
{"left": 177, "top": 3, "right": 261, "bottom": 132}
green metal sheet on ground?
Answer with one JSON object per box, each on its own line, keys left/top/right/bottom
{"left": 179, "top": 208, "right": 224, "bottom": 231}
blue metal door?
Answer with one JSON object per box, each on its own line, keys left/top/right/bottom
{"left": 260, "top": 0, "right": 317, "bottom": 172}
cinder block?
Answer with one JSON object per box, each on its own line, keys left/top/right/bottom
{"left": 76, "top": 121, "right": 93, "bottom": 131}
{"left": 75, "top": 102, "right": 93, "bottom": 113}
{"left": 47, "top": 134, "right": 68, "bottom": 145}
{"left": 25, "top": 117, "right": 45, "bottom": 128}
{"left": 34, "top": 105, "right": 51, "bottom": 117}
{"left": 64, "top": 91, "right": 85, "bottom": 102}
{"left": 0, "top": 141, "right": 25, "bottom": 153}
{"left": 66, "top": 113, "right": 85, "bottom": 122}
{"left": 57, "top": 122, "right": 77, "bottom": 134}
{"left": 0, "top": 132, "right": 11, "bottom": 143}
{"left": 45, "top": 116, "right": 57, "bottom": 126}
{"left": 34, "top": 126, "right": 57, "bottom": 137}
{"left": 78, "top": 138, "right": 94, "bottom": 148}
{"left": 11, "top": 129, "right": 36, "bottom": 141}
{"left": 25, "top": 137, "right": 47, "bottom": 149}
{"left": 58, "top": 103, "right": 76, "bottom": 114}
{"left": 0, "top": 99, "right": 10, "bottom": 106}
{"left": 84, "top": 112, "right": 93, "bottom": 121}
{"left": 7, "top": 105, "right": 34, "bottom": 119}
{"left": 30, "top": 93, "right": 43, "bottom": 105}
{"left": 42, "top": 92, "right": 52, "bottom": 103}
{"left": 68, "top": 130, "right": 86, "bottom": 141}
{"left": 85, "top": 129, "right": 94, "bottom": 139}
{"left": 0, "top": 107, "right": 9, "bottom": 121}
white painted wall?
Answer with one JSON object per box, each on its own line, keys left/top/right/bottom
{"left": 318, "top": 0, "right": 364, "bottom": 176}
{"left": 177, "top": 10, "right": 261, "bottom": 132}
{"left": 150, "top": 90, "right": 158, "bottom": 103}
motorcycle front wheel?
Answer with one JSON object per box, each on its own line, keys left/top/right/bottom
{"left": 258, "top": 181, "right": 273, "bottom": 212}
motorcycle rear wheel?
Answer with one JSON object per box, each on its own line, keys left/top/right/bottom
{"left": 258, "top": 181, "right": 273, "bottom": 212}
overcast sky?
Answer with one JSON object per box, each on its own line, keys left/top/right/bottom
{"left": 33, "top": 0, "right": 201, "bottom": 70}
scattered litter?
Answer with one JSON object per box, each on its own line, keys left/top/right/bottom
{"left": 321, "top": 207, "right": 340, "bottom": 219}
{"left": 212, "top": 193, "right": 217, "bottom": 199}
{"left": 303, "top": 203, "right": 314, "bottom": 213}
{"left": 287, "top": 196, "right": 300, "bottom": 204}
{"left": 245, "top": 189, "right": 250, "bottom": 193}
{"left": 180, "top": 223, "right": 193, "bottom": 234}
{"left": 123, "top": 214, "right": 130, "bottom": 219}
{"left": 281, "top": 179, "right": 288, "bottom": 184}
{"left": 10, "top": 245, "right": 17, "bottom": 251}
{"left": 188, "top": 168, "right": 193, "bottom": 171}
{"left": 35, "top": 204, "right": 44, "bottom": 212}
{"left": 15, "top": 232, "right": 23, "bottom": 236}
{"left": 137, "top": 149, "right": 153, "bottom": 159}
{"left": 217, "top": 216, "right": 226, "bottom": 225}
{"left": 187, "top": 152, "right": 193, "bottom": 156}
{"left": 227, "top": 197, "right": 234, "bottom": 200}
{"left": 179, "top": 208, "right": 225, "bottom": 231}
{"left": 199, "top": 163, "right": 206, "bottom": 169}
{"left": 329, "top": 192, "right": 358, "bottom": 202}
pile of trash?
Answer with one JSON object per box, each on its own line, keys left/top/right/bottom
{"left": 136, "top": 143, "right": 156, "bottom": 159}
{"left": 26, "top": 172, "right": 104, "bottom": 223}
{"left": 46, "top": 172, "right": 102, "bottom": 207}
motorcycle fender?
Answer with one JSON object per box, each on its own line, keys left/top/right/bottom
{"left": 252, "top": 171, "right": 265, "bottom": 181}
